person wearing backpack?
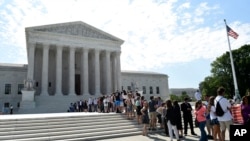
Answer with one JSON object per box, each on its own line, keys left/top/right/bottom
{"left": 214, "top": 87, "right": 233, "bottom": 141}
{"left": 148, "top": 96, "right": 158, "bottom": 130}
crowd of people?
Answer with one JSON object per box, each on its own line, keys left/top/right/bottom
{"left": 67, "top": 87, "right": 250, "bottom": 141}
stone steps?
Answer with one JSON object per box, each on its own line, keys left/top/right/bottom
{"left": 0, "top": 113, "right": 142, "bottom": 141}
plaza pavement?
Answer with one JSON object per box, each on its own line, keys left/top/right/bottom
{"left": 98, "top": 127, "right": 230, "bottom": 141}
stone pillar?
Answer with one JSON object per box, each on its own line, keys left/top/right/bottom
{"left": 41, "top": 44, "right": 49, "bottom": 95}
{"left": 94, "top": 49, "right": 101, "bottom": 95}
{"left": 69, "top": 47, "right": 76, "bottom": 95}
{"left": 55, "top": 46, "right": 63, "bottom": 95}
{"left": 116, "top": 52, "right": 121, "bottom": 91}
{"left": 112, "top": 53, "right": 117, "bottom": 92}
{"left": 27, "top": 43, "right": 35, "bottom": 80}
{"left": 105, "top": 51, "right": 111, "bottom": 94}
{"left": 82, "top": 48, "right": 89, "bottom": 95}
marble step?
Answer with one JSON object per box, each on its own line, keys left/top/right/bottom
{"left": 0, "top": 125, "right": 141, "bottom": 140}
{"left": 0, "top": 122, "right": 139, "bottom": 136}
{"left": 0, "top": 116, "right": 126, "bottom": 128}
{"left": 0, "top": 113, "right": 143, "bottom": 141}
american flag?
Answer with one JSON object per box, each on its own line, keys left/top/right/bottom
{"left": 226, "top": 25, "right": 239, "bottom": 39}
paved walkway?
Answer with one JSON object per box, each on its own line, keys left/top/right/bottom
{"left": 99, "top": 127, "right": 230, "bottom": 141}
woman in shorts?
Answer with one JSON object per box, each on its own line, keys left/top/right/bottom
{"left": 208, "top": 96, "right": 222, "bottom": 141}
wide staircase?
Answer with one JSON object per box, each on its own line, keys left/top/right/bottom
{"left": 0, "top": 113, "right": 143, "bottom": 141}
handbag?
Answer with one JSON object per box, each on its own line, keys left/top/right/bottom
{"left": 195, "top": 118, "right": 199, "bottom": 127}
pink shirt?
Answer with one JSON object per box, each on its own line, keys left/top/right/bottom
{"left": 195, "top": 106, "right": 207, "bottom": 122}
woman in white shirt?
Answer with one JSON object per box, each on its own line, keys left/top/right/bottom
{"left": 208, "top": 96, "right": 221, "bottom": 141}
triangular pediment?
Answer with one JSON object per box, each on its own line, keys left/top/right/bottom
{"left": 27, "top": 21, "right": 123, "bottom": 42}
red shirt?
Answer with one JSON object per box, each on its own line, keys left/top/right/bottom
{"left": 195, "top": 106, "right": 207, "bottom": 122}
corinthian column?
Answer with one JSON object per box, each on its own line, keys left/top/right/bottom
{"left": 94, "top": 49, "right": 101, "bottom": 95}
{"left": 27, "top": 43, "right": 35, "bottom": 80}
{"left": 41, "top": 44, "right": 50, "bottom": 95}
{"left": 105, "top": 51, "right": 111, "bottom": 94}
{"left": 116, "top": 52, "right": 121, "bottom": 91}
{"left": 112, "top": 53, "right": 117, "bottom": 92}
{"left": 69, "top": 47, "right": 76, "bottom": 95}
{"left": 82, "top": 48, "right": 89, "bottom": 95}
{"left": 55, "top": 46, "right": 63, "bottom": 95}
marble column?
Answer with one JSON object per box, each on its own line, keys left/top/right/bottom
{"left": 41, "top": 44, "right": 50, "bottom": 95}
{"left": 94, "top": 49, "right": 101, "bottom": 95}
{"left": 82, "top": 48, "right": 89, "bottom": 95}
{"left": 55, "top": 46, "right": 63, "bottom": 95}
{"left": 105, "top": 51, "right": 111, "bottom": 94}
{"left": 27, "top": 43, "right": 35, "bottom": 80}
{"left": 112, "top": 53, "right": 117, "bottom": 92}
{"left": 69, "top": 47, "right": 76, "bottom": 95}
{"left": 116, "top": 52, "right": 121, "bottom": 91}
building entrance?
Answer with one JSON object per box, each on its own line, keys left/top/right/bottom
{"left": 75, "top": 74, "right": 81, "bottom": 95}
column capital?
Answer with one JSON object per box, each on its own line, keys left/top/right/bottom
{"left": 115, "top": 51, "right": 121, "bottom": 55}
{"left": 69, "top": 47, "right": 76, "bottom": 51}
{"left": 82, "top": 48, "right": 89, "bottom": 51}
{"left": 43, "top": 44, "right": 50, "bottom": 49}
{"left": 56, "top": 46, "right": 63, "bottom": 50}
{"left": 28, "top": 42, "right": 36, "bottom": 47}
{"left": 94, "top": 49, "right": 101, "bottom": 53}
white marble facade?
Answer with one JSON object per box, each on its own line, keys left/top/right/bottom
{"left": 0, "top": 21, "right": 169, "bottom": 114}
{"left": 26, "top": 21, "right": 124, "bottom": 96}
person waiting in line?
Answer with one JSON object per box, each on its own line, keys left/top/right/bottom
{"left": 241, "top": 95, "right": 250, "bottom": 125}
{"left": 135, "top": 96, "right": 142, "bottom": 124}
{"left": 141, "top": 100, "right": 149, "bottom": 136}
{"left": 173, "top": 100, "right": 183, "bottom": 138}
{"left": 165, "top": 100, "right": 180, "bottom": 141}
{"left": 83, "top": 100, "right": 88, "bottom": 112}
{"left": 93, "top": 98, "right": 98, "bottom": 112}
{"left": 181, "top": 97, "right": 197, "bottom": 136}
{"left": 156, "top": 103, "right": 165, "bottom": 129}
{"left": 88, "top": 97, "right": 93, "bottom": 112}
{"left": 208, "top": 96, "right": 222, "bottom": 141}
{"left": 115, "top": 92, "right": 121, "bottom": 113}
{"left": 125, "top": 93, "right": 133, "bottom": 119}
{"left": 148, "top": 96, "right": 158, "bottom": 131}
{"left": 131, "top": 94, "right": 136, "bottom": 118}
{"left": 204, "top": 95, "right": 213, "bottom": 139}
{"left": 195, "top": 100, "right": 208, "bottom": 141}
{"left": 214, "top": 86, "right": 232, "bottom": 141}
{"left": 103, "top": 96, "right": 108, "bottom": 113}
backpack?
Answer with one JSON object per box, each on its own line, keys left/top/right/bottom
{"left": 215, "top": 98, "right": 224, "bottom": 117}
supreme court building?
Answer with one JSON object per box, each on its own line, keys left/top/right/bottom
{"left": 0, "top": 21, "right": 169, "bottom": 114}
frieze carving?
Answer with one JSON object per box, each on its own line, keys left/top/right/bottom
{"left": 36, "top": 24, "right": 116, "bottom": 41}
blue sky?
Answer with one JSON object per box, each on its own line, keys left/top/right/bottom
{"left": 0, "top": 0, "right": 250, "bottom": 88}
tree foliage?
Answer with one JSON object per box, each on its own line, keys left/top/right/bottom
{"left": 200, "top": 44, "right": 250, "bottom": 98}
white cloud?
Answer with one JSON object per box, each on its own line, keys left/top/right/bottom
{"left": 0, "top": 0, "right": 250, "bottom": 73}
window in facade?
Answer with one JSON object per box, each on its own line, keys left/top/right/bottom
{"left": 150, "top": 86, "right": 153, "bottom": 94}
{"left": 142, "top": 86, "right": 146, "bottom": 94}
{"left": 18, "top": 84, "right": 24, "bottom": 94}
{"left": 4, "top": 102, "right": 9, "bottom": 108}
{"left": 127, "top": 86, "right": 131, "bottom": 91}
{"left": 36, "top": 82, "right": 39, "bottom": 87}
{"left": 156, "top": 86, "right": 160, "bottom": 94}
{"left": 49, "top": 82, "right": 51, "bottom": 87}
{"left": 5, "top": 84, "right": 11, "bottom": 94}
{"left": 17, "top": 102, "right": 20, "bottom": 108}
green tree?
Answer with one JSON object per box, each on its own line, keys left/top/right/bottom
{"left": 170, "top": 94, "right": 181, "bottom": 102}
{"left": 200, "top": 44, "right": 250, "bottom": 98}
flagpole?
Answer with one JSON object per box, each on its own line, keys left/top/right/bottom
{"left": 224, "top": 19, "right": 241, "bottom": 103}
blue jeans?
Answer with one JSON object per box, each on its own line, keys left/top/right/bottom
{"left": 199, "top": 121, "right": 208, "bottom": 141}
